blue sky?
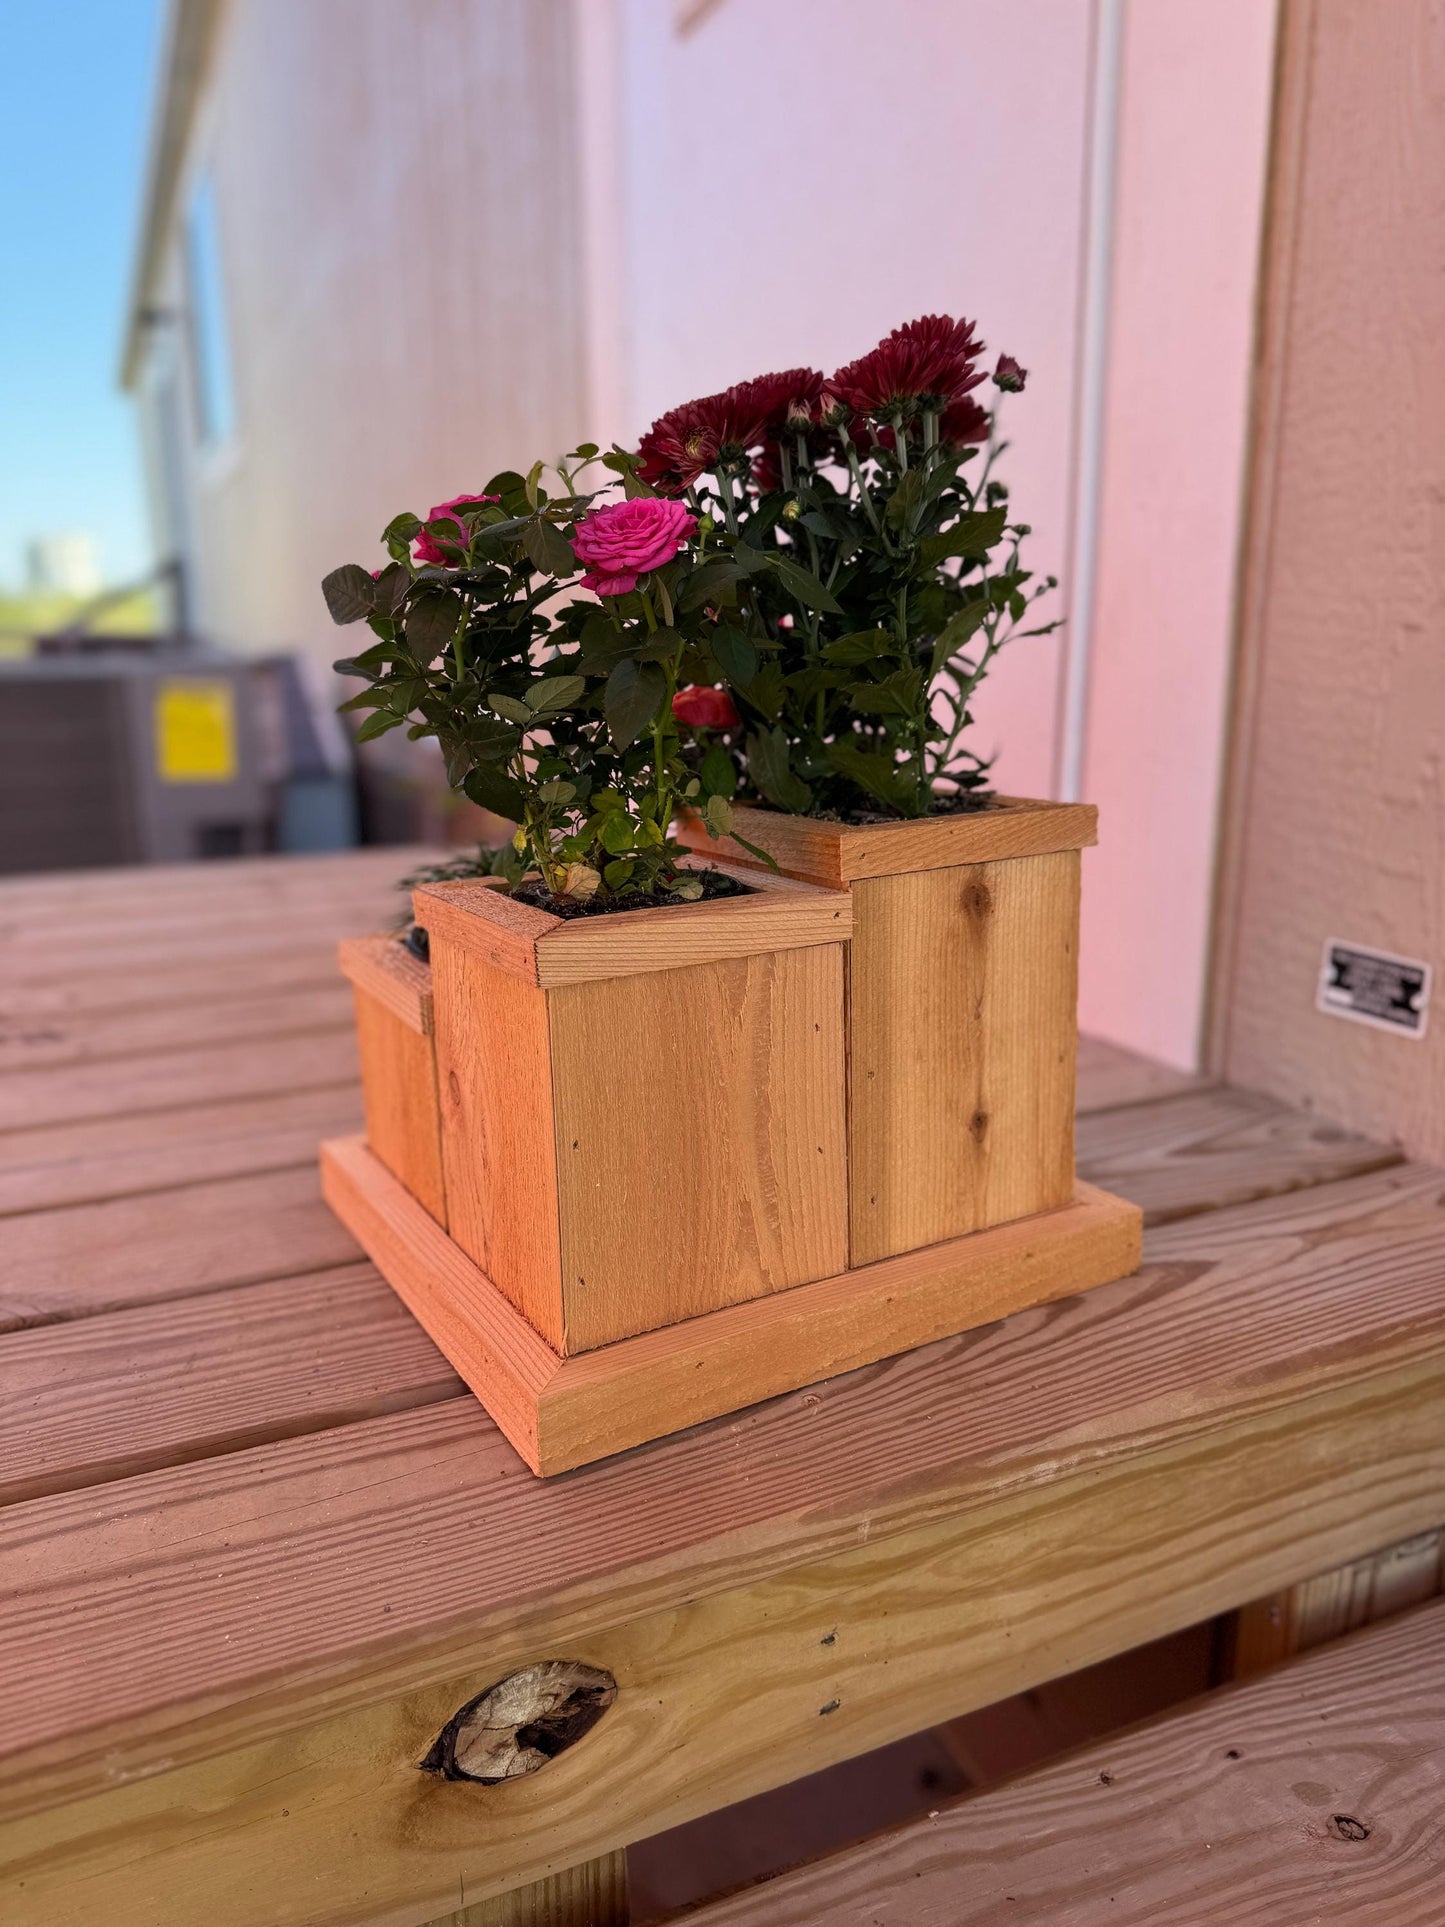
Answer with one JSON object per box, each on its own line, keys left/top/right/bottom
{"left": 0, "top": 0, "right": 166, "bottom": 589}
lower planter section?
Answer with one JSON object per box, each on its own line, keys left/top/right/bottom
{"left": 321, "top": 1132, "right": 1143, "bottom": 1475}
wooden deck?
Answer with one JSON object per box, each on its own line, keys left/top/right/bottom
{"left": 1, "top": 850, "right": 1442, "bottom": 1926}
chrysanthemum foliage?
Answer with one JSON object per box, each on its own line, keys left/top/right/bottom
{"left": 324, "top": 315, "right": 1058, "bottom": 907}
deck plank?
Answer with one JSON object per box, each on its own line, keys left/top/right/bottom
{"left": 1074, "top": 1035, "right": 1208, "bottom": 1113}
{"left": 0, "top": 1028, "right": 357, "bottom": 1131}
{"left": 0, "top": 1264, "right": 461, "bottom": 1506}
{"left": 0, "top": 1165, "right": 361, "bottom": 1329}
{"left": 0, "top": 1083, "right": 363, "bottom": 1215}
{"left": 1077, "top": 1084, "right": 1402, "bottom": 1223}
{"left": 682, "top": 1598, "right": 1445, "bottom": 1926}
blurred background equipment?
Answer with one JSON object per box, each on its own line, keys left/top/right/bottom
{"left": 0, "top": 608, "right": 356, "bottom": 873}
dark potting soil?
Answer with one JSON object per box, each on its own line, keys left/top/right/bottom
{"left": 807, "top": 789, "right": 999, "bottom": 828}
{"left": 512, "top": 867, "right": 753, "bottom": 920}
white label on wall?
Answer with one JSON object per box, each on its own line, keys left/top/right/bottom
{"left": 1317, "top": 940, "right": 1431, "bottom": 1040}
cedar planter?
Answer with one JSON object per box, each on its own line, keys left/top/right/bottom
{"left": 676, "top": 796, "right": 1097, "bottom": 1262}
{"left": 324, "top": 831, "right": 1140, "bottom": 1475}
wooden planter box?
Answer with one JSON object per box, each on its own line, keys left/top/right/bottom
{"left": 678, "top": 796, "right": 1098, "bottom": 1262}
{"left": 324, "top": 834, "right": 1141, "bottom": 1475}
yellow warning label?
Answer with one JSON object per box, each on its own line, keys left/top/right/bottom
{"left": 155, "top": 681, "right": 238, "bottom": 784}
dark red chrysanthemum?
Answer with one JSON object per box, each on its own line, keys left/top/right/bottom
{"left": 636, "top": 399, "right": 724, "bottom": 492}
{"left": 638, "top": 370, "right": 825, "bottom": 492}
{"left": 938, "top": 395, "right": 991, "bottom": 446}
{"left": 830, "top": 315, "right": 986, "bottom": 421}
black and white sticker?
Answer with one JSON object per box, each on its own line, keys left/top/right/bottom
{"left": 1317, "top": 940, "right": 1431, "bottom": 1040}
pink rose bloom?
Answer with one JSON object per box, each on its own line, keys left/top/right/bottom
{"left": 414, "top": 493, "right": 499, "bottom": 566}
{"left": 573, "top": 497, "right": 697, "bottom": 596}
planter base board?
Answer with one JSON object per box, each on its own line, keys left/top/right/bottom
{"left": 321, "top": 1134, "right": 1142, "bottom": 1476}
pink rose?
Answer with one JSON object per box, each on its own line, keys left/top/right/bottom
{"left": 573, "top": 497, "right": 697, "bottom": 596}
{"left": 414, "top": 493, "right": 499, "bottom": 566}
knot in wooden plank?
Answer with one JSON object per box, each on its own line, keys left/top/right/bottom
{"left": 420, "top": 1660, "right": 617, "bottom": 1783}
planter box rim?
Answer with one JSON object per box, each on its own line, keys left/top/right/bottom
{"left": 337, "top": 931, "right": 435, "bottom": 1035}
{"left": 680, "top": 794, "right": 1098, "bottom": 885}
{"left": 414, "top": 856, "right": 852, "bottom": 987}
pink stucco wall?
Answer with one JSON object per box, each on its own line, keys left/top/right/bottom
{"left": 1077, "top": 0, "right": 1278, "bottom": 1068}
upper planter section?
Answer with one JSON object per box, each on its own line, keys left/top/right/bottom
{"left": 679, "top": 797, "right": 1098, "bottom": 1265}
{"left": 415, "top": 863, "right": 853, "bottom": 1355}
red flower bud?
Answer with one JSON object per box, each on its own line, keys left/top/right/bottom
{"left": 993, "top": 354, "right": 1027, "bottom": 393}
{"left": 672, "top": 685, "right": 740, "bottom": 730}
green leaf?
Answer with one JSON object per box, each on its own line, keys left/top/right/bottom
{"left": 523, "top": 516, "right": 578, "bottom": 576}
{"left": 711, "top": 627, "right": 757, "bottom": 686}
{"left": 488, "top": 694, "right": 533, "bottom": 725}
{"left": 824, "top": 738, "right": 914, "bottom": 810}
{"left": 746, "top": 725, "right": 812, "bottom": 814}
{"left": 466, "top": 720, "right": 524, "bottom": 764}
{"left": 527, "top": 673, "right": 586, "bottom": 714}
{"left": 919, "top": 507, "right": 1008, "bottom": 568}
{"left": 700, "top": 743, "right": 737, "bottom": 799}
{"left": 704, "top": 793, "right": 733, "bottom": 837}
{"left": 372, "top": 562, "right": 412, "bottom": 616}
{"left": 406, "top": 590, "right": 464, "bottom": 664}
{"left": 600, "top": 813, "right": 635, "bottom": 855}
{"left": 603, "top": 858, "right": 636, "bottom": 890}
{"left": 536, "top": 778, "right": 577, "bottom": 806}
{"left": 462, "top": 763, "right": 527, "bottom": 818}
{"left": 736, "top": 547, "right": 842, "bottom": 616}
{"left": 636, "top": 626, "right": 684, "bottom": 665}
{"left": 321, "top": 564, "right": 377, "bottom": 625}
{"left": 849, "top": 667, "right": 924, "bottom": 718}
{"left": 822, "top": 628, "right": 894, "bottom": 667}
{"left": 336, "top": 687, "right": 392, "bottom": 713}
{"left": 483, "top": 470, "right": 531, "bottom": 515}
{"left": 604, "top": 659, "right": 665, "bottom": 748}
{"left": 677, "top": 557, "right": 745, "bottom": 612}
{"left": 524, "top": 460, "right": 545, "bottom": 510}
{"left": 354, "top": 709, "right": 403, "bottom": 742}
{"left": 926, "top": 602, "right": 989, "bottom": 680}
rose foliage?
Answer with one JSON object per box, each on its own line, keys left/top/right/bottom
{"left": 324, "top": 316, "right": 1056, "bottom": 904}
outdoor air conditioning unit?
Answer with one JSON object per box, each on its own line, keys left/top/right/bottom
{"left": 0, "top": 650, "right": 351, "bottom": 874}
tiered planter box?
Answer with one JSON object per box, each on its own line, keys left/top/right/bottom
{"left": 323, "top": 824, "right": 1141, "bottom": 1475}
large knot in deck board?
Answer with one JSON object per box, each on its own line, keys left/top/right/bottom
{"left": 420, "top": 1660, "right": 618, "bottom": 1783}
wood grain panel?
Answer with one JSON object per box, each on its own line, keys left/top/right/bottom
{"left": 1212, "top": 0, "right": 1445, "bottom": 1164}
{"left": 431, "top": 940, "right": 565, "bottom": 1351}
{"left": 430, "top": 1851, "right": 628, "bottom": 1927}
{"left": 353, "top": 987, "right": 447, "bottom": 1225}
{"left": 683, "top": 1600, "right": 1445, "bottom": 1926}
{"left": 549, "top": 945, "right": 849, "bottom": 1350}
{"left": 850, "top": 851, "right": 1078, "bottom": 1262}
{"left": 0, "top": 1166, "right": 361, "bottom": 1330}
{"left": 5, "top": 1159, "right": 1444, "bottom": 1826}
